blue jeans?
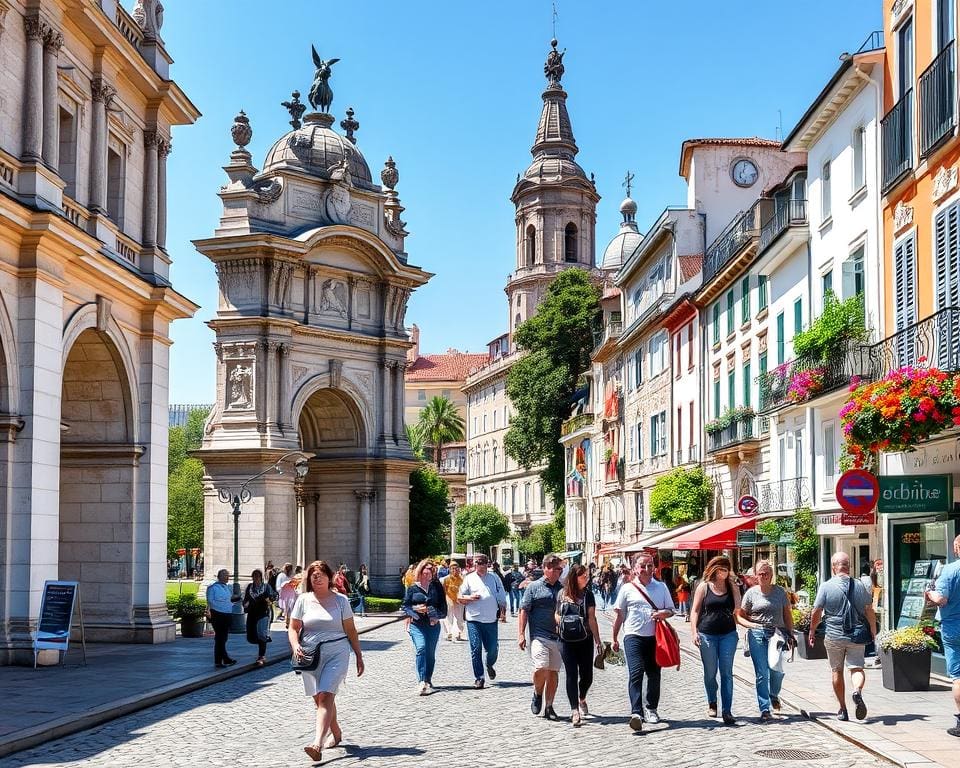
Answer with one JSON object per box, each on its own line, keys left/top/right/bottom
{"left": 698, "top": 629, "right": 738, "bottom": 714}
{"left": 509, "top": 588, "right": 521, "bottom": 613}
{"left": 747, "top": 628, "right": 785, "bottom": 714}
{"left": 466, "top": 620, "right": 499, "bottom": 681}
{"left": 623, "top": 634, "right": 660, "bottom": 713}
{"left": 409, "top": 622, "right": 441, "bottom": 683}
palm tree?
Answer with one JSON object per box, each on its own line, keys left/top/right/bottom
{"left": 405, "top": 423, "right": 426, "bottom": 462}
{"left": 417, "top": 396, "right": 465, "bottom": 469}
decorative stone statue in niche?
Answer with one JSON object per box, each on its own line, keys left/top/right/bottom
{"left": 227, "top": 364, "right": 253, "bottom": 409}
{"left": 320, "top": 279, "right": 347, "bottom": 318}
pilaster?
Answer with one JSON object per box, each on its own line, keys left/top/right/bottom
{"left": 41, "top": 26, "right": 63, "bottom": 169}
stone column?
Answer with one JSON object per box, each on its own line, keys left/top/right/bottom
{"left": 392, "top": 361, "right": 405, "bottom": 442}
{"left": 261, "top": 340, "right": 275, "bottom": 427}
{"left": 89, "top": 78, "right": 115, "bottom": 213}
{"left": 380, "top": 359, "right": 393, "bottom": 442}
{"left": 355, "top": 490, "right": 374, "bottom": 569}
{"left": 41, "top": 27, "right": 63, "bottom": 169}
{"left": 22, "top": 16, "right": 45, "bottom": 161}
{"left": 277, "top": 343, "right": 290, "bottom": 429}
{"left": 142, "top": 129, "right": 159, "bottom": 247}
{"left": 304, "top": 493, "right": 317, "bottom": 564}
{"left": 156, "top": 139, "right": 170, "bottom": 249}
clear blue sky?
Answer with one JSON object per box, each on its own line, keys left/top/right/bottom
{"left": 162, "top": 1, "right": 882, "bottom": 403}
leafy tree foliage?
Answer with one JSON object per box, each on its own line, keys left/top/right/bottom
{"left": 504, "top": 269, "right": 601, "bottom": 505}
{"left": 519, "top": 521, "right": 566, "bottom": 559}
{"left": 409, "top": 465, "right": 450, "bottom": 560}
{"left": 416, "top": 396, "right": 465, "bottom": 468}
{"left": 758, "top": 508, "right": 819, "bottom": 594}
{"left": 649, "top": 466, "right": 713, "bottom": 528}
{"left": 455, "top": 504, "right": 511, "bottom": 554}
{"left": 405, "top": 424, "right": 426, "bottom": 461}
{"left": 167, "top": 408, "right": 210, "bottom": 559}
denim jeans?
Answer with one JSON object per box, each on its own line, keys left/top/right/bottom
{"left": 509, "top": 588, "right": 521, "bottom": 613}
{"left": 466, "top": 620, "right": 499, "bottom": 681}
{"left": 409, "top": 621, "right": 441, "bottom": 683}
{"left": 623, "top": 634, "right": 660, "bottom": 714}
{"left": 698, "top": 629, "right": 738, "bottom": 714}
{"left": 747, "top": 628, "right": 784, "bottom": 714}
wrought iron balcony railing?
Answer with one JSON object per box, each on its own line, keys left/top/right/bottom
{"left": 760, "top": 477, "right": 811, "bottom": 513}
{"left": 860, "top": 306, "right": 960, "bottom": 380}
{"left": 919, "top": 40, "right": 956, "bottom": 158}
{"left": 758, "top": 199, "right": 807, "bottom": 252}
{"left": 703, "top": 200, "right": 763, "bottom": 285}
{"left": 757, "top": 345, "right": 868, "bottom": 413}
{"left": 855, "top": 30, "right": 884, "bottom": 53}
{"left": 674, "top": 444, "right": 700, "bottom": 465}
{"left": 561, "top": 411, "right": 594, "bottom": 437}
{"left": 881, "top": 88, "right": 914, "bottom": 191}
{"left": 706, "top": 416, "right": 765, "bottom": 454}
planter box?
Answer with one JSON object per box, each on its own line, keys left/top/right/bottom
{"left": 880, "top": 647, "right": 931, "bottom": 691}
{"left": 179, "top": 616, "right": 206, "bottom": 638}
{"left": 795, "top": 630, "right": 827, "bottom": 660}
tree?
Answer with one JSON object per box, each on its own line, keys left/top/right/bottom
{"left": 416, "top": 396, "right": 465, "bottom": 468}
{"left": 167, "top": 408, "right": 210, "bottom": 559}
{"left": 455, "top": 503, "right": 511, "bottom": 554}
{"left": 405, "top": 423, "right": 426, "bottom": 461}
{"left": 409, "top": 464, "right": 450, "bottom": 560}
{"left": 519, "top": 521, "right": 566, "bottom": 559}
{"left": 757, "top": 507, "right": 819, "bottom": 594}
{"left": 649, "top": 466, "right": 713, "bottom": 528}
{"left": 505, "top": 269, "right": 600, "bottom": 505}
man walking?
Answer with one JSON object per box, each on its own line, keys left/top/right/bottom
{"left": 206, "top": 568, "right": 242, "bottom": 668}
{"left": 518, "top": 553, "right": 565, "bottom": 720}
{"left": 925, "top": 534, "right": 960, "bottom": 738}
{"left": 611, "top": 553, "right": 674, "bottom": 731}
{"left": 458, "top": 554, "right": 507, "bottom": 688}
{"left": 505, "top": 563, "right": 524, "bottom": 616}
{"left": 808, "top": 552, "right": 877, "bottom": 721}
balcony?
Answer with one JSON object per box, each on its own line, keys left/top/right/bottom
{"left": 706, "top": 415, "right": 766, "bottom": 456}
{"left": 438, "top": 447, "right": 467, "bottom": 475}
{"left": 919, "top": 41, "right": 955, "bottom": 158}
{"left": 759, "top": 477, "right": 811, "bottom": 513}
{"left": 861, "top": 306, "right": 960, "bottom": 380}
{"left": 758, "top": 345, "right": 868, "bottom": 413}
{"left": 561, "top": 411, "right": 594, "bottom": 437}
{"left": 703, "top": 200, "right": 763, "bottom": 285}
{"left": 855, "top": 30, "right": 884, "bottom": 54}
{"left": 593, "top": 319, "right": 623, "bottom": 355}
{"left": 881, "top": 88, "right": 913, "bottom": 191}
{"left": 758, "top": 199, "right": 807, "bottom": 253}
{"left": 674, "top": 444, "right": 700, "bottom": 465}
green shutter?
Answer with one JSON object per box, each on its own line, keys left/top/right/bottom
{"left": 741, "top": 277, "right": 750, "bottom": 323}
{"left": 776, "top": 313, "right": 785, "bottom": 365}
{"left": 728, "top": 370, "right": 735, "bottom": 409}
{"left": 713, "top": 379, "right": 720, "bottom": 418}
{"left": 726, "top": 291, "right": 734, "bottom": 336}
{"left": 712, "top": 303, "right": 720, "bottom": 343}
{"left": 743, "top": 362, "right": 751, "bottom": 407}
{"left": 758, "top": 275, "right": 768, "bottom": 310}
{"left": 794, "top": 298, "right": 803, "bottom": 336}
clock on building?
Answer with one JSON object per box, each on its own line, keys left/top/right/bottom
{"left": 731, "top": 158, "right": 759, "bottom": 187}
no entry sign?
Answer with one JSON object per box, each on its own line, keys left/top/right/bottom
{"left": 835, "top": 469, "right": 879, "bottom": 515}
{"left": 737, "top": 494, "right": 759, "bottom": 517}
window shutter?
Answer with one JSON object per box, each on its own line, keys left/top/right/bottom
{"left": 894, "top": 233, "right": 918, "bottom": 365}
{"left": 934, "top": 205, "right": 960, "bottom": 366}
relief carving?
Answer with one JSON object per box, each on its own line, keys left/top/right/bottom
{"left": 227, "top": 363, "right": 254, "bottom": 410}
{"left": 319, "top": 278, "right": 348, "bottom": 317}
{"left": 893, "top": 200, "right": 914, "bottom": 233}
{"left": 349, "top": 202, "right": 375, "bottom": 228}
{"left": 292, "top": 365, "right": 309, "bottom": 385}
{"left": 329, "top": 359, "right": 343, "bottom": 389}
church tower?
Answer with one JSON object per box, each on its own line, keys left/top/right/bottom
{"left": 507, "top": 39, "right": 600, "bottom": 342}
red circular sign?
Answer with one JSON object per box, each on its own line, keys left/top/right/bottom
{"left": 737, "top": 494, "right": 759, "bottom": 517}
{"left": 835, "top": 469, "right": 880, "bottom": 514}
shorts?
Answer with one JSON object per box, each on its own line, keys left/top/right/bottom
{"left": 531, "top": 637, "right": 562, "bottom": 671}
{"left": 824, "top": 637, "right": 865, "bottom": 671}
{"left": 301, "top": 638, "right": 350, "bottom": 696}
{"left": 942, "top": 632, "right": 960, "bottom": 680}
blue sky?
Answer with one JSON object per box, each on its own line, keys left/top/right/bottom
{"left": 163, "top": 1, "right": 882, "bottom": 403}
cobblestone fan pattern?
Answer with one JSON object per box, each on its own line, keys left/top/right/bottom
{"left": 2, "top": 621, "right": 889, "bottom": 768}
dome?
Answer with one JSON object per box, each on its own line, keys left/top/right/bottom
{"left": 261, "top": 113, "right": 372, "bottom": 183}
{"left": 522, "top": 155, "right": 587, "bottom": 182}
{"left": 602, "top": 224, "right": 642, "bottom": 270}
{"left": 619, "top": 196, "right": 637, "bottom": 216}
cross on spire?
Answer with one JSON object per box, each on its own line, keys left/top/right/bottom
{"left": 552, "top": 1, "right": 558, "bottom": 39}
{"left": 623, "top": 170, "right": 634, "bottom": 198}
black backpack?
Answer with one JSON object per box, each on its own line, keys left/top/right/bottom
{"left": 558, "top": 597, "right": 588, "bottom": 642}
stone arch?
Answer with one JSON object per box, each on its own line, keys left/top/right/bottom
{"left": 291, "top": 373, "right": 371, "bottom": 451}
{"left": 297, "top": 224, "right": 410, "bottom": 278}
{"left": 564, "top": 222, "right": 578, "bottom": 263}
{"left": 735, "top": 468, "right": 757, "bottom": 500}
{"left": 297, "top": 388, "right": 367, "bottom": 454}
{"left": 0, "top": 291, "right": 19, "bottom": 415}
{"left": 525, "top": 224, "right": 536, "bottom": 266}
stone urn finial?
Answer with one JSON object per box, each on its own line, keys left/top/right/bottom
{"left": 341, "top": 107, "right": 359, "bottom": 144}
{"left": 231, "top": 110, "right": 252, "bottom": 150}
{"left": 381, "top": 156, "right": 399, "bottom": 190}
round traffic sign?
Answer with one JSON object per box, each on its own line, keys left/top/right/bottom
{"left": 835, "top": 469, "right": 879, "bottom": 514}
{"left": 737, "top": 494, "right": 759, "bottom": 517}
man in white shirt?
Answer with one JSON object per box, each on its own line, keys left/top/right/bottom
{"left": 458, "top": 554, "right": 507, "bottom": 688}
{"left": 611, "top": 553, "right": 674, "bottom": 731}
{"left": 206, "top": 568, "right": 242, "bottom": 668}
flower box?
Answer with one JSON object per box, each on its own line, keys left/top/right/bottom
{"left": 880, "top": 647, "right": 931, "bottom": 691}
{"left": 795, "top": 630, "right": 827, "bottom": 660}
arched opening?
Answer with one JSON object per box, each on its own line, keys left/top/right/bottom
{"left": 298, "top": 388, "right": 364, "bottom": 454}
{"left": 525, "top": 225, "right": 536, "bottom": 266}
{"left": 564, "top": 222, "right": 578, "bottom": 263}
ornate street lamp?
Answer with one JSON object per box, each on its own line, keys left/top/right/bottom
{"left": 218, "top": 452, "right": 309, "bottom": 632}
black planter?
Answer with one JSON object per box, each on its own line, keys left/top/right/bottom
{"left": 880, "top": 648, "right": 931, "bottom": 691}
{"left": 179, "top": 616, "right": 206, "bottom": 638}
{"left": 795, "top": 630, "right": 827, "bottom": 660}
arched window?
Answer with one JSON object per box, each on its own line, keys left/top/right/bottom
{"left": 525, "top": 225, "right": 536, "bottom": 266}
{"left": 564, "top": 222, "right": 578, "bottom": 263}
{"left": 492, "top": 444, "right": 498, "bottom": 474}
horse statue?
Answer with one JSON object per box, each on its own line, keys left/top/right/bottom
{"left": 308, "top": 46, "right": 340, "bottom": 113}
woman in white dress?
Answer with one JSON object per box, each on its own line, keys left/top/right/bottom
{"left": 289, "top": 560, "right": 365, "bottom": 763}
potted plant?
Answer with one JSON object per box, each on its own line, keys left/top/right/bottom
{"left": 876, "top": 623, "right": 938, "bottom": 691}
{"left": 172, "top": 593, "right": 207, "bottom": 638}
{"left": 792, "top": 605, "right": 827, "bottom": 660}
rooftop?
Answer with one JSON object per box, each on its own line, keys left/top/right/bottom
{"left": 406, "top": 352, "right": 489, "bottom": 383}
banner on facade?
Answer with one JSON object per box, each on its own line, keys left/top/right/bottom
{"left": 877, "top": 474, "right": 953, "bottom": 514}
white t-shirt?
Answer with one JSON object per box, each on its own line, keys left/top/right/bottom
{"left": 276, "top": 572, "right": 291, "bottom": 594}
{"left": 458, "top": 571, "right": 506, "bottom": 622}
{"left": 614, "top": 578, "right": 673, "bottom": 638}
{"left": 290, "top": 591, "right": 353, "bottom": 648}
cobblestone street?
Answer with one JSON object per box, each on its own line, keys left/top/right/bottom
{"left": 3, "top": 619, "right": 890, "bottom": 768}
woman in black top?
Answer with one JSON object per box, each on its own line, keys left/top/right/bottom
{"left": 243, "top": 569, "right": 277, "bottom": 666}
{"left": 555, "top": 564, "right": 603, "bottom": 726}
{"left": 689, "top": 555, "right": 741, "bottom": 724}
{"left": 401, "top": 559, "right": 447, "bottom": 696}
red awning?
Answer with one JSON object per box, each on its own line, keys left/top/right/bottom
{"left": 653, "top": 516, "right": 756, "bottom": 551}
{"left": 594, "top": 542, "right": 625, "bottom": 556}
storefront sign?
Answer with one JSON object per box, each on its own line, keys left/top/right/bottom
{"left": 840, "top": 510, "right": 876, "bottom": 526}
{"left": 836, "top": 469, "right": 879, "bottom": 514}
{"left": 878, "top": 474, "right": 953, "bottom": 514}
{"left": 736, "top": 530, "right": 767, "bottom": 546}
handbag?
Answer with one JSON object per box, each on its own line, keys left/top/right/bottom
{"left": 630, "top": 581, "right": 681, "bottom": 670}
{"left": 843, "top": 578, "right": 872, "bottom": 645}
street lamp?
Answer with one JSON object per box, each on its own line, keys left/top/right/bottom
{"left": 217, "top": 452, "right": 309, "bottom": 632}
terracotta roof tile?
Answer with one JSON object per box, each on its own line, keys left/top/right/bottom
{"left": 679, "top": 137, "right": 782, "bottom": 177}
{"left": 678, "top": 254, "right": 703, "bottom": 282}
{"left": 406, "top": 352, "right": 489, "bottom": 383}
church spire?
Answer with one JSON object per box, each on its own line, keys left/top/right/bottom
{"left": 531, "top": 39, "right": 578, "bottom": 159}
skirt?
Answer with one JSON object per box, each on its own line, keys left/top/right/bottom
{"left": 301, "top": 637, "right": 351, "bottom": 696}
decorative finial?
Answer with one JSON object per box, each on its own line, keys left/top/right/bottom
{"left": 590, "top": 172, "right": 595, "bottom": 186}
{"left": 544, "top": 38, "right": 565, "bottom": 86}
{"left": 381, "top": 156, "right": 399, "bottom": 190}
{"left": 623, "top": 170, "right": 634, "bottom": 198}
{"left": 281, "top": 91, "right": 306, "bottom": 130}
{"left": 341, "top": 107, "right": 359, "bottom": 144}
{"left": 231, "top": 110, "right": 252, "bottom": 149}
{"left": 308, "top": 45, "right": 340, "bottom": 112}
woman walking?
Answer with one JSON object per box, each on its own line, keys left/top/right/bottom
{"left": 402, "top": 559, "right": 447, "bottom": 695}
{"left": 289, "top": 560, "right": 365, "bottom": 763}
{"left": 735, "top": 559, "right": 795, "bottom": 721}
{"left": 690, "top": 555, "right": 741, "bottom": 725}
{"left": 441, "top": 561, "right": 466, "bottom": 641}
{"left": 556, "top": 564, "right": 602, "bottom": 726}
{"left": 243, "top": 569, "right": 277, "bottom": 666}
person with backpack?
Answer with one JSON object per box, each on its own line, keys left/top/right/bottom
{"left": 556, "top": 563, "right": 602, "bottom": 726}
{"left": 518, "top": 553, "right": 565, "bottom": 720}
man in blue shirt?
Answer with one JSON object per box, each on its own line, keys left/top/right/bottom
{"left": 518, "top": 553, "right": 565, "bottom": 720}
{"left": 206, "top": 568, "right": 242, "bottom": 668}
{"left": 926, "top": 535, "right": 960, "bottom": 738}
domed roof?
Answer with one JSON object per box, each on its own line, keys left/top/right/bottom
{"left": 262, "top": 113, "right": 372, "bottom": 183}
{"left": 619, "top": 196, "right": 637, "bottom": 216}
{"left": 602, "top": 194, "right": 642, "bottom": 270}
{"left": 522, "top": 155, "right": 588, "bottom": 182}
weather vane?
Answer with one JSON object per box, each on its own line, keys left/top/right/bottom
{"left": 623, "top": 170, "right": 634, "bottom": 198}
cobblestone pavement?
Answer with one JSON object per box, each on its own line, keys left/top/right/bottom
{"left": 2, "top": 620, "right": 891, "bottom": 768}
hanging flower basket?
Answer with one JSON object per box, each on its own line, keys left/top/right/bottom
{"left": 786, "top": 367, "right": 826, "bottom": 403}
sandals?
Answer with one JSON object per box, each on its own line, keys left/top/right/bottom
{"left": 303, "top": 744, "right": 322, "bottom": 762}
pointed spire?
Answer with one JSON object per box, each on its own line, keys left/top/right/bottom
{"left": 531, "top": 39, "right": 578, "bottom": 159}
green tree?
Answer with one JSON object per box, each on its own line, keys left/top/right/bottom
{"left": 416, "top": 396, "right": 465, "bottom": 468}
{"left": 649, "top": 466, "right": 713, "bottom": 528}
{"left": 405, "top": 423, "right": 426, "bottom": 461}
{"left": 757, "top": 507, "right": 819, "bottom": 593}
{"left": 409, "top": 465, "right": 450, "bottom": 560}
{"left": 455, "top": 503, "right": 511, "bottom": 554}
{"left": 504, "top": 269, "right": 601, "bottom": 505}
{"left": 167, "top": 407, "right": 210, "bottom": 559}
{"left": 519, "top": 521, "right": 566, "bottom": 559}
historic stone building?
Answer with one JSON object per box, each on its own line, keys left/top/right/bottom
{"left": 195, "top": 54, "right": 430, "bottom": 594}
{"left": 0, "top": 0, "right": 198, "bottom": 661}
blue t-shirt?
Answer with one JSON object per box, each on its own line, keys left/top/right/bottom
{"left": 935, "top": 559, "right": 960, "bottom": 634}
{"left": 520, "top": 577, "right": 563, "bottom": 640}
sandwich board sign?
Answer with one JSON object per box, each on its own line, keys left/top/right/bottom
{"left": 33, "top": 580, "right": 86, "bottom": 667}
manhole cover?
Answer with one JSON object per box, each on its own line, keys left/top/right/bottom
{"left": 755, "top": 749, "right": 830, "bottom": 761}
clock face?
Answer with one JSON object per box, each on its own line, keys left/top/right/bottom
{"left": 732, "top": 159, "right": 759, "bottom": 187}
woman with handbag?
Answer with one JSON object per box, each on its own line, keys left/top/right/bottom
{"left": 288, "top": 560, "right": 365, "bottom": 763}
{"left": 402, "top": 559, "right": 447, "bottom": 695}
{"left": 690, "top": 555, "right": 742, "bottom": 725}
{"left": 243, "top": 569, "right": 277, "bottom": 666}
{"left": 556, "top": 563, "right": 602, "bottom": 727}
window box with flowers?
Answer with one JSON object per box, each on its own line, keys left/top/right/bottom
{"left": 877, "top": 623, "right": 938, "bottom": 691}
{"left": 786, "top": 366, "right": 826, "bottom": 403}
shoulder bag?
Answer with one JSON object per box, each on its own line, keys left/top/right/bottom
{"left": 630, "top": 581, "right": 681, "bottom": 670}
{"left": 558, "top": 596, "right": 589, "bottom": 642}
{"left": 291, "top": 595, "right": 347, "bottom": 673}
{"left": 843, "top": 578, "right": 872, "bottom": 645}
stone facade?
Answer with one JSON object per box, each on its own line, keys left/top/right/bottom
{"left": 0, "top": 0, "right": 198, "bottom": 662}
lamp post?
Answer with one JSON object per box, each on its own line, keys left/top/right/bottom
{"left": 218, "top": 452, "right": 309, "bottom": 633}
